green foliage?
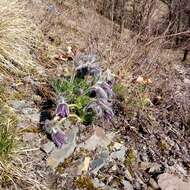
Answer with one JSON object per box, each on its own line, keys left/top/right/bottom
{"left": 80, "top": 111, "right": 96, "bottom": 125}
{"left": 0, "top": 123, "right": 15, "bottom": 158}
{"left": 0, "top": 103, "right": 18, "bottom": 160}
{"left": 0, "top": 86, "right": 18, "bottom": 160}
{"left": 52, "top": 78, "right": 90, "bottom": 102}
{"left": 113, "top": 83, "right": 127, "bottom": 99}
{"left": 75, "top": 176, "right": 99, "bottom": 190}
{"left": 52, "top": 77, "right": 95, "bottom": 125}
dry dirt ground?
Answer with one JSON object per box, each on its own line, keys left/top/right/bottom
{"left": 1, "top": 0, "right": 190, "bottom": 189}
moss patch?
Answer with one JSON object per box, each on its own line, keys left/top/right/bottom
{"left": 75, "top": 175, "right": 100, "bottom": 190}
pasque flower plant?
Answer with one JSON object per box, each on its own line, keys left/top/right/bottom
{"left": 47, "top": 54, "right": 115, "bottom": 147}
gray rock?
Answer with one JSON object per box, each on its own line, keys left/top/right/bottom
{"left": 78, "top": 127, "right": 114, "bottom": 151}
{"left": 90, "top": 158, "right": 105, "bottom": 174}
{"left": 92, "top": 178, "right": 106, "bottom": 188}
{"left": 22, "top": 107, "right": 38, "bottom": 115}
{"left": 149, "top": 178, "right": 159, "bottom": 189}
{"left": 41, "top": 141, "right": 56, "bottom": 154}
{"left": 29, "top": 113, "right": 40, "bottom": 123}
{"left": 111, "top": 147, "right": 126, "bottom": 162}
{"left": 20, "top": 108, "right": 40, "bottom": 124}
{"left": 122, "top": 180, "right": 134, "bottom": 190}
{"left": 158, "top": 173, "right": 190, "bottom": 190}
{"left": 90, "top": 150, "right": 109, "bottom": 174}
{"left": 47, "top": 127, "right": 78, "bottom": 169}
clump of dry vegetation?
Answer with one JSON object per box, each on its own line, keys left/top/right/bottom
{"left": 0, "top": 0, "right": 40, "bottom": 74}
{"left": 0, "top": 86, "right": 46, "bottom": 190}
{"left": 0, "top": 0, "right": 44, "bottom": 188}
{"left": 0, "top": 86, "right": 19, "bottom": 187}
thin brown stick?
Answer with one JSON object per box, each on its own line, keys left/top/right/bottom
{"left": 145, "top": 30, "right": 190, "bottom": 47}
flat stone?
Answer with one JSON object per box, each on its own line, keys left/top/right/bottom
{"left": 184, "top": 78, "right": 190, "bottom": 85}
{"left": 90, "top": 150, "right": 109, "bottom": 174}
{"left": 111, "top": 147, "right": 126, "bottom": 162}
{"left": 79, "top": 127, "right": 114, "bottom": 151}
{"left": 47, "top": 127, "right": 78, "bottom": 169}
{"left": 92, "top": 178, "right": 106, "bottom": 188}
{"left": 20, "top": 108, "right": 40, "bottom": 123}
{"left": 122, "top": 180, "right": 134, "bottom": 190}
{"left": 30, "top": 113, "right": 40, "bottom": 123}
{"left": 22, "top": 107, "right": 38, "bottom": 115}
{"left": 41, "top": 141, "right": 56, "bottom": 154}
{"left": 158, "top": 173, "right": 190, "bottom": 190}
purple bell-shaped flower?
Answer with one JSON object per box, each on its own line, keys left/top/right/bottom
{"left": 51, "top": 129, "right": 65, "bottom": 148}
{"left": 85, "top": 101, "right": 103, "bottom": 117}
{"left": 88, "top": 86, "right": 108, "bottom": 100}
{"left": 97, "top": 99, "right": 114, "bottom": 120}
{"left": 56, "top": 102, "right": 69, "bottom": 118}
{"left": 97, "top": 81, "right": 114, "bottom": 99}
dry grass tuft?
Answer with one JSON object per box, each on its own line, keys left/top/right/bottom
{"left": 0, "top": 87, "right": 47, "bottom": 189}
{"left": 0, "top": 0, "right": 40, "bottom": 74}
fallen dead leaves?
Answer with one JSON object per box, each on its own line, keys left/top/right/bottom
{"left": 136, "top": 76, "right": 153, "bottom": 85}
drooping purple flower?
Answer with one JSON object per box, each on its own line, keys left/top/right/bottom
{"left": 75, "top": 64, "right": 101, "bottom": 79}
{"left": 85, "top": 98, "right": 114, "bottom": 120}
{"left": 88, "top": 86, "right": 108, "bottom": 100}
{"left": 51, "top": 129, "right": 65, "bottom": 148}
{"left": 85, "top": 101, "right": 103, "bottom": 117}
{"left": 56, "top": 102, "right": 69, "bottom": 118}
{"left": 75, "top": 65, "right": 89, "bottom": 79}
{"left": 98, "top": 99, "right": 114, "bottom": 120}
{"left": 104, "top": 107, "right": 114, "bottom": 120}
{"left": 89, "top": 66, "right": 101, "bottom": 79}
{"left": 97, "top": 82, "right": 114, "bottom": 99}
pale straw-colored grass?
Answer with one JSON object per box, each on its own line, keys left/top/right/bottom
{"left": 0, "top": 0, "right": 40, "bottom": 74}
